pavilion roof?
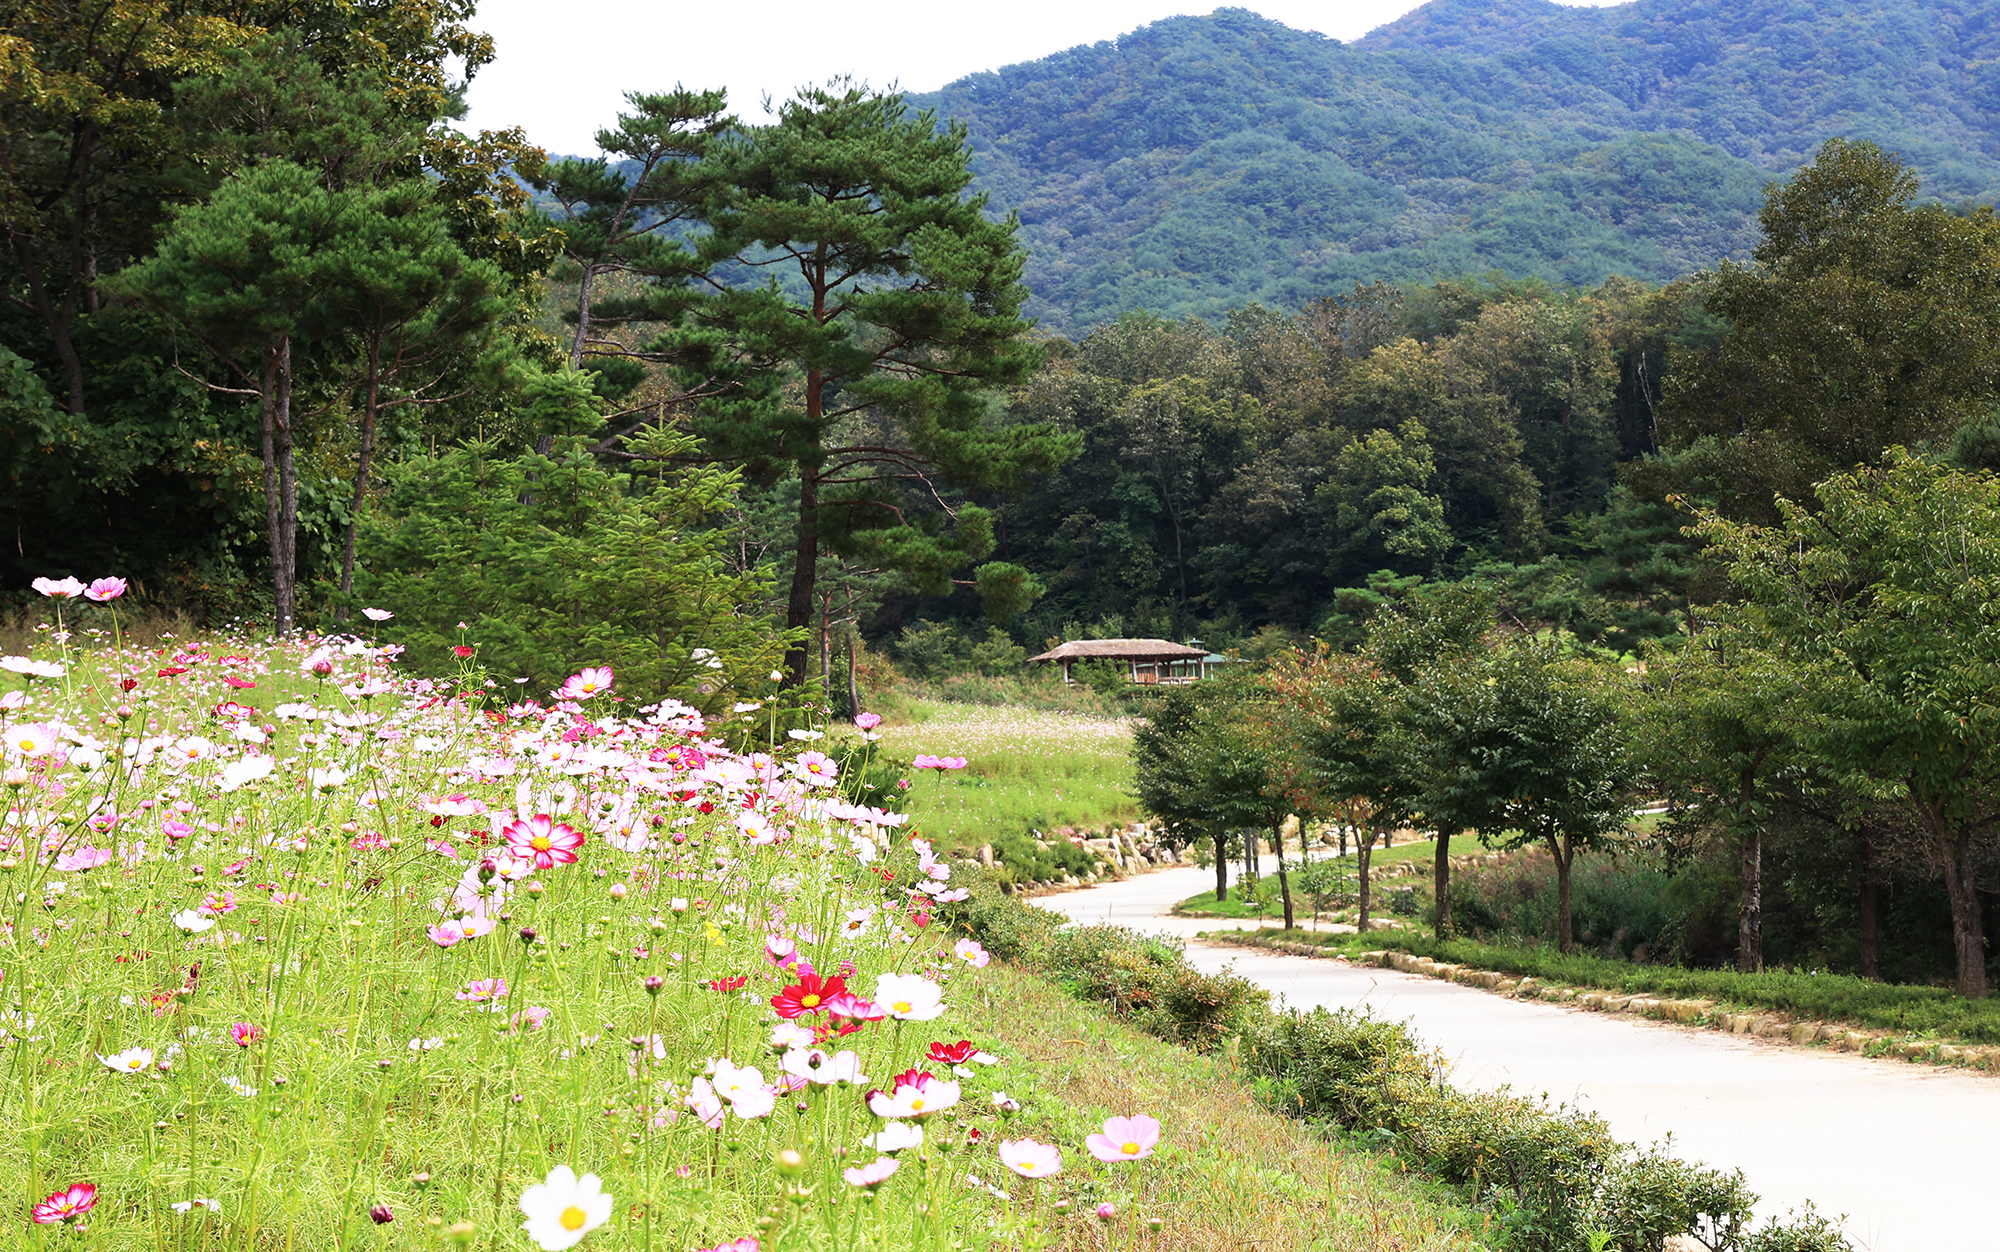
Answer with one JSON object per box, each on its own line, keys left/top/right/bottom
{"left": 1027, "top": 638, "right": 1210, "bottom": 663}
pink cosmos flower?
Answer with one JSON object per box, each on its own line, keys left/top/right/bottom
{"left": 7, "top": 722, "right": 57, "bottom": 759}
{"left": 456, "top": 977, "right": 508, "bottom": 1002}
{"left": 503, "top": 814, "right": 584, "bottom": 869}
{"left": 228, "top": 1022, "right": 263, "bottom": 1047}
{"left": 31, "top": 1182, "right": 97, "bottom": 1224}
{"left": 509, "top": 1006, "right": 552, "bottom": 1033}
{"left": 53, "top": 845, "right": 112, "bottom": 873}
{"left": 842, "top": 1158, "right": 900, "bottom": 1189}
{"left": 686, "top": 1077, "right": 726, "bottom": 1129}
{"left": 1085, "top": 1114, "right": 1162, "bottom": 1163}
{"left": 952, "top": 939, "right": 991, "bottom": 969}
{"left": 427, "top": 920, "right": 467, "bottom": 948}
{"left": 854, "top": 712, "right": 882, "bottom": 730}
{"left": 30, "top": 576, "right": 85, "bottom": 599}
{"left": 694, "top": 1241, "right": 759, "bottom": 1252}
{"left": 998, "top": 1138, "right": 1063, "bottom": 1178}
{"left": 556, "top": 666, "right": 613, "bottom": 700}
{"left": 793, "top": 751, "right": 836, "bottom": 785}
{"left": 361, "top": 608, "right": 393, "bottom": 622}
{"left": 199, "top": 891, "right": 238, "bottom": 917}
{"left": 84, "top": 577, "right": 127, "bottom": 602}
{"left": 299, "top": 647, "right": 337, "bottom": 678}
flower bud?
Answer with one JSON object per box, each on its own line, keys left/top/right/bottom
{"left": 609, "top": 882, "right": 627, "bottom": 901}
{"left": 368, "top": 1204, "right": 394, "bottom": 1225}
{"left": 775, "top": 1148, "right": 806, "bottom": 1176}
{"left": 446, "top": 1220, "right": 476, "bottom": 1246}
{"left": 643, "top": 976, "right": 665, "bottom": 997}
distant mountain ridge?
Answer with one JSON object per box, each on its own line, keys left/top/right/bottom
{"left": 912, "top": 0, "right": 2000, "bottom": 334}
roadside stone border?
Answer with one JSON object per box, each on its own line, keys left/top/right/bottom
{"left": 1218, "top": 935, "right": 2000, "bottom": 1074}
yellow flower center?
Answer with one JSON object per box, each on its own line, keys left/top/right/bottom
{"left": 910, "top": 1098, "right": 926, "bottom": 1112}
{"left": 126, "top": 1058, "right": 145, "bottom": 1070}
{"left": 800, "top": 993, "right": 820, "bottom": 1008}
{"left": 892, "top": 1001, "right": 913, "bottom": 1014}
{"left": 531, "top": 836, "right": 552, "bottom": 851}
{"left": 1122, "top": 1142, "right": 1141, "bottom": 1155}
{"left": 582, "top": 683, "right": 597, "bottom": 693}
{"left": 560, "top": 1205, "right": 587, "bottom": 1231}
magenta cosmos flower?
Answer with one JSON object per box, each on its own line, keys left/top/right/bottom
{"left": 32, "top": 1182, "right": 97, "bottom": 1224}
{"left": 503, "top": 814, "right": 585, "bottom": 869}
{"left": 556, "top": 666, "right": 613, "bottom": 700}
{"left": 1085, "top": 1114, "right": 1161, "bottom": 1162}
{"left": 997, "top": 1138, "right": 1062, "bottom": 1178}
{"left": 84, "top": 577, "right": 126, "bottom": 602}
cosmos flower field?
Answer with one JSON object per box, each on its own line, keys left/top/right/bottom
{"left": 1, "top": 581, "right": 1162, "bottom": 1249}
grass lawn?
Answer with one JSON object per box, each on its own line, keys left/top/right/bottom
{"left": 1174, "top": 840, "right": 1440, "bottom": 918}
{"left": 859, "top": 699, "right": 1140, "bottom": 852}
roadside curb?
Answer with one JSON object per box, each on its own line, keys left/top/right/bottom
{"left": 1208, "top": 934, "right": 2000, "bottom": 1075}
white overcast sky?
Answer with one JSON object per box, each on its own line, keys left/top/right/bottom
{"left": 461, "top": 1, "right": 1629, "bottom": 155}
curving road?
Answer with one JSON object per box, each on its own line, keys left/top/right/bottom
{"left": 1036, "top": 863, "right": 2000, "bottom": 1252}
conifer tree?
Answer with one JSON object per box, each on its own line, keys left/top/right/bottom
{"left": 677, "top": 82, "right": 1078, "bottom": 686}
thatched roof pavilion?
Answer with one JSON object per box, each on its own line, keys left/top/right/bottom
{"left": 1027, "top": 638, "right": 1220, "bottom": 685}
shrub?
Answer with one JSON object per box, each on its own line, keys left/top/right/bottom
{"left": 944, "top": 878, "right": 1853, "bottom": 1252}
{"left": 943, "top": 876, "right": 1267, "bottom": 1051}
{"left": 986, "top": 828, "right": 1097, "bottom": 885}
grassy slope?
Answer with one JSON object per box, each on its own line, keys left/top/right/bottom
{"left": 963, "top": 963, "right": 1491, "bottom": 1251}
{"left": 866, "top": 700, "right": 1140, "bottom": 853}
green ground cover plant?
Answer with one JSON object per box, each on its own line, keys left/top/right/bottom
{"left": 1251, "top": 931, "right": 2000, "bottom": 1045}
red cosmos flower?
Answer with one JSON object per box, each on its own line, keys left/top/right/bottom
{"left": 157, "top": 666, "right": 190, "bottom": 677}
{"left": 813, "top": 1019, "right": 863, "bottom": 1043}
{"left": 222, "top": 674, "right": 256, "bottom": 689}
{"left": 452, "top": 645, "right": 475, "bottom": 659}
{"left": 770, "top": 972, "right": 846, "bottom": 1020}
{"left": 502, "top": 814, "right": 584, "bottom": 869}
{"left": 117, "top": 677, "right": 140, "bottom": 692}
{"left": 706, "top": 976, "right": 748, "bottom": 993}
{"left": 927, "top": 1040, "right": 978, "bottom": 1066}
{"left": 32, "top": 1182, "right": 97, "bottom": 1224}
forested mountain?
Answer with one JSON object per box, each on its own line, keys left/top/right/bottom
{"left": 916, "top": 0, "right": 2000, "bottom": 333}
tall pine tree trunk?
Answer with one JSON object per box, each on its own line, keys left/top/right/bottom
{"left": 336, "top": 339, "right": 383, "bottom": 620}
{"left": 262, "top": 338, "right": 299, "bottom": 635}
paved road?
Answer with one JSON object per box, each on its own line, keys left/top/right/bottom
{"left": 1037, "top": 865, "right": 2000, "bottom": 1252}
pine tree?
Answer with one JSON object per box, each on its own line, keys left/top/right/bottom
{"left": 676, "top": 82, "right": 1078, "bottom": 686}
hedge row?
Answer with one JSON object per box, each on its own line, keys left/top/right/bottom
{"left": 944, "top": 877, "right": 1853, "bottom": 1252}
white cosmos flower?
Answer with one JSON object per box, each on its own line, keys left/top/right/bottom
{"left": 218, "top": 755, "right": 275, "bottom": 792}
{"left": 873, "top": 972, "right": 946, "bottom": 1021}
{"left": 518, "top": 1164, "right": 613, "bottom": 1251}
{"left": 172, "top": 1198, "right": 221, "bottom": 1213}
{"left": 98, "top": 1046, "right": 154, "bottom": 1074}
{"left": 307, "top": 766, "right": 349, "bottom": 790}
{"left": 862, "top": 1121, "right": 924, "bottom": 1152}
{"left": 172, "top": 909, "right": 215, "bottom": 934}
